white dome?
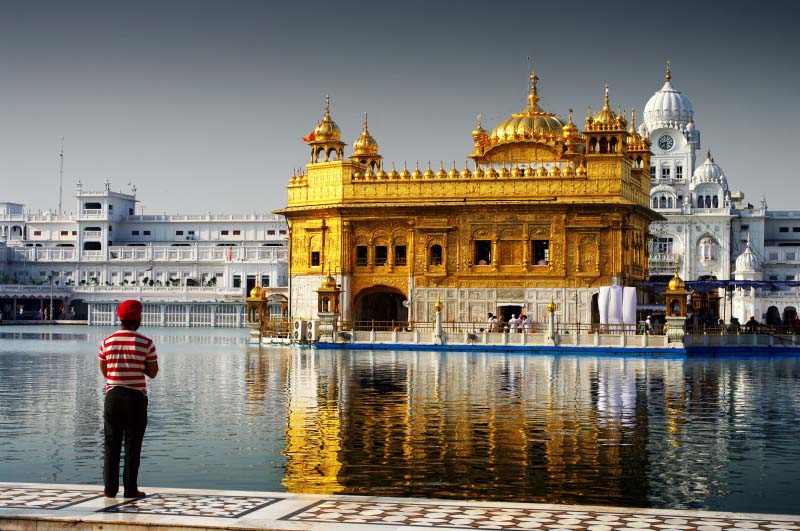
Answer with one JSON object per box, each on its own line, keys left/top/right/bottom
{"left": 735, "top": 241, "right": 761, "bottom": 273}
{"left": 643, "top": 68, "right": 694, "bottom": 131}
{"left": 692, "top": 152, "right": 727, "bottom": 189}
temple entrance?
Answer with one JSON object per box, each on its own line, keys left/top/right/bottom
{"left": 353, "top": 286, "right": 408, "bottom": 324}
{"left": 591, "top": 293, "right": 600, "bottom": 326}
{"left": 784, "top": 306, "right": 798, "bottom": 330}
{"left": 766, "top": 306, "right": 781, "bottom": 327}
{"left": 497, "top": 304, "right": 523, "bottom": 322}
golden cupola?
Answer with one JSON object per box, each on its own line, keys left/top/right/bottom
{"left": 590, "top": 84, "right": 618, "bottom": 129}
{"left": 306, "top": 96, "right": 346, "bottom": 164}
{"left": 352, "top": 112, "right": 379, "bottom": 156}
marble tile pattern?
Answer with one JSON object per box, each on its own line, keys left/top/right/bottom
{"left": 281, "top": 500, "right": 800, "bottom": 530}
{"left": 103, "top": 493, "right": 282, "bottom": 518}
{"left": 0, "top": 486, "right": 102, "bottom": 509}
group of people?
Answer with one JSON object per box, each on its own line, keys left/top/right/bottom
{"left": 485, "top": 312, "right": 535, "bottom": 333}
{"left": 17, "top": 305, "right": 76, "bottom": 320}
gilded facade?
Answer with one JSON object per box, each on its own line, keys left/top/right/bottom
{"left": 277, "top": 74, "right": 661, "bottom": 324}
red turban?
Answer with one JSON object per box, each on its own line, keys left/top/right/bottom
{"left": 116, "top": 299, "right": 143, "bottom": 321}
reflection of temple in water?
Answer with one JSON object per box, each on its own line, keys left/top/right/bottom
{"left": 274, "top": 349, "right": 799, "bottom": 507}
{"left": 277, "top": 350, "right": 683, "bottom": 504}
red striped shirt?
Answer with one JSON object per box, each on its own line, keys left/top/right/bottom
{"left": 98, "top": 330, "right": 157, "bottom": 395}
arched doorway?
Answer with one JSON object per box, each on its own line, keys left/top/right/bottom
{"left": 783, "top": 306, "right": 798, "bottom": 331}
{"left": 354, "top": 286, "right": 408, "bottom": 324}
{"left": 766, "top": 306, "right": 781, "bottom": 328}
{"left": 591, "top": 293, "right": 600, "bottom": 326}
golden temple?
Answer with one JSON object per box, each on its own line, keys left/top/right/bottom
{"left": 276, "top": 73, "right": 661, "bottom": 325}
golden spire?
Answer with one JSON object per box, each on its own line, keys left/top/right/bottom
{"left": 665, "top": 60, "right": 672, "bottom": 82}
{"left": 603, "top": 83, "right": 610, "bottom": 109}
{"left": 353, "top": 111, "right": 379, "bottom": 156}
{"left": 629, "top": 107, "right": 636, "bottom": 134}
{"left": 526, "top": 71, "right": 541, "bottom": 110}
{"left": 324, "top": 95, "right": 331, "bottom": 117}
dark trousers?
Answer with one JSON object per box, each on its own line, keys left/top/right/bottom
{"left": 104, "top": 386, "right": 148, "bottom": 496}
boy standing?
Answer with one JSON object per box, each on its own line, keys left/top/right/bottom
{"left": 98, "top": 300, "right": 159, "bottom": 498}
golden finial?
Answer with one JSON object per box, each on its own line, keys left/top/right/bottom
{"left": 324, "top": 95, "right": 331, "bottom": 116}
{"left": 568, "top": 108, "right": 573, "bottom": 122}
{"left": 665, "top": 60, "right": 671, "bottom": 82}
{"left": 630, "top": 107, "right": 636, "bottom": 133}
{"left": 527, "top": 71, "right": 541, "bottom": 109}
{"left": 477, "top": 113, "right": 482, "bottom": 128}
{"left": 546, "top": 297, "right": 557, "bottom": 314}
{"left": 433, "top": 294, "right": 443, "bottom": 313}
{"left": 363, "top": 111, "right": 368, "bottom": 128}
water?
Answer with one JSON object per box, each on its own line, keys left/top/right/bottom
{"left": 1, "top": 325, "right": 799, "bottom": 515}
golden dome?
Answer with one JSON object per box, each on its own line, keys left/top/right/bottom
{"left": 511, "top": 165, "right": 522, "bottom": 178}
{"left": 423, "top": 162, "right": 435, "bottom": 179}
{"left": 500, "top": 164, "right": 511, "bottom": 178}
{"left": 667, "top": 271, "right": 686, "bottom": 292}
{"left": 321, "top": 272, "right": 337, "bottom": 290}
{"left": 249, "top": 284, "right": 264, "bottom": 299}
{"left": 474, "top": 165, "right": 484, "bottom": 178}
{"left": 563, "top": 163, "right": 576, "bottom": 176}
{"left": 352, "top": 112, "right": 378, "bottom": 156}
{"left": 471, "top": 114, "right": 487, "bottom": 141}
{"left": 525, "top": 164, "right": 535, "bottom": 177}
{"left": 536, "top": 164, "right": 547, "bottom": 177}
{"left": 448, "top": 162, "right": 459, "bottom": 179}
{"left": 576, "top": 159, "right": 588, "bottom": 176}
{"left": 400, "top": 163, "right": 411, "bottom": 179}
{"left": 436, "top": 162, "right": 447, "bottom": 179}
{"left": 549, "top": 164, "right": 561, "bottom": 176}
{"left": 592, "top": 85, "right": 618, "bottom": 126}
{"left": 313, "top": 96, "right": 342, "bottom": 142}
{"left": 460, "top": 162, "right": 472, "bottom": 178}
{"left": 412, "top": 162, "right": 422, "bottom": 179}
{"left": 388, "top": 164, "right": 399, "bottom": 179}
{"left": 562, "top": 109, "right": 579, "bottom": 137}
{"left": 376, "top": 165, "right": 387, "bottom": 179}
{"left": 486, "top": 165, "right": 498, "bottom": 178}
{"left": 489, "top": 72, "right": 564, "bottom": 142}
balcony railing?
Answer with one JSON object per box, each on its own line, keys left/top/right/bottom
{"left": 81, "top": 251, "right": 105, "bottom": 261}
{"left": 83, "top": 230, "right": 102, "bottom": 238}
{"left": 80, "top": 209, "right": 105, "bottom": 219}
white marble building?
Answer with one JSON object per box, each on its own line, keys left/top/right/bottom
{"left": 0, "top": 182, "right": 288, "bottom": 325}
{"left": 642, "top": 65, "right": 800, "bottom": 326}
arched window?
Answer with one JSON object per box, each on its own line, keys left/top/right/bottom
{"left": 712, "top": 195, "right": 719, "bottom": 208}
{"left": 667, "top": 197, "right": 673, "bottom": 209}
{"left": 660, "top": 196, "right": 667, "bottom": 209}
{"left": 700, "top": 237, "right": 717, "bottom": 261}
{"left": 609, "top": 137, "right": 618, "bottom": 153}
{"left": 599, "top": 137, "right": 608, "bottom": 154}
{"left": 429, "top": 244, "right": 443, "bottom": 266}
{"left": 652, "top": 197, "right": 658, "bottom": 208}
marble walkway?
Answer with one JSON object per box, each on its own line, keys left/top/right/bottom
{"left": 2, "top": 482, "right": 799, "bottom": 531}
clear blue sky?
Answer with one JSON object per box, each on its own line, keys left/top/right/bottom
{"left": 1, "top": 0, "right": 797, "bottom": 214}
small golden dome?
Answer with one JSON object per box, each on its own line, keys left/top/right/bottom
{"left": 525, "top": 164, "right": 535, "bottom": 177}
{"left": 576, "top": 160, "right": 588, "bottom": 176}
{"left": 536, "top": 164, "right": 547, "bottom": 177}
{"left": 436, "top": 162, "right": 447, "bottom": 179}
{"left": 365, "top": 166, "right": 375, "bottom": 179}
{"left": 549, "top": 164, "right": 561, "bottom": 176}
{"left": 424, "top": 162, "right": 435, "bottom": 179}
{"left": 592, "top": 85, "right": 618, "bottom": 126}
{"left": 563, "top": 163, "right": 576, "bottom": 176}
{"left": 500, "top": 164, "right": 511, "bottom": 178}
{"left": 249, "top": 284, "right": 264, "bottom": 299}
{"left": 400, "top": 163, "right": 411, "bottom": 179}
{"left": 474, "top": 165, "right": 484, "bottom": 178}
{"left": 511, "top": 165, "right": 522, "bottom": 178}
{"left": 353, "top": 112, "right": 378, "bottom": 156}
{"left": 563, "top": 108, "right": 578, "bottom": 137}
{"left": 471, "top": 114, "right": 487, "bottom": 142}
{"left": 388, "top": 164, "right": 399, "bottom": 179}
{"left": 321, "top": 272, "right": 337, "bottom": 290}
{"left": 376, "top": 165, "right": 387, "bottom": 179}
{"left": 313, "top": 96, "right": 342, "bottom": 142}
{"left": 448, "top": 161, "right": 459, "bottom": 179}
{"left": 667, "top": 272, "right": 686, "bottom": 292}
{"left": 412, "top": 162, "right": 422, "bottom": 179}
{"left": 486, "top": 165, "right": 498, "bottom": 178}
{"left": 460, "top": 162, "right": 472, "bottom": 178}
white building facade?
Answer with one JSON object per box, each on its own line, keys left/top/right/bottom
{"left": 0, "top": 182, "right": 288, "bottom": 326}
{"left": 642, "top": 65, "right": 800, "bottom": 326}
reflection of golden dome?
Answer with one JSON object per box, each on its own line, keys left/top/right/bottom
{"left": 249, "top": 284, "right": 264, "bottom": 299}
{"left": 352, "top": 112, "right": 378, "bottom": 155}
{"left": 313, "top": 96, "right": 342, "bottom": 142}
{"left": 489, "top": 72, "right": 564, "bottom": 142}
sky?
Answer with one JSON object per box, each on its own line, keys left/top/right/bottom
{"left": 0, "top": 0, "right": 798, "bottom": 215}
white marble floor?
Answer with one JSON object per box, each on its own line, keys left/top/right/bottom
{"left": 2, "top": 482, "right": 799, "bottom": 530}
